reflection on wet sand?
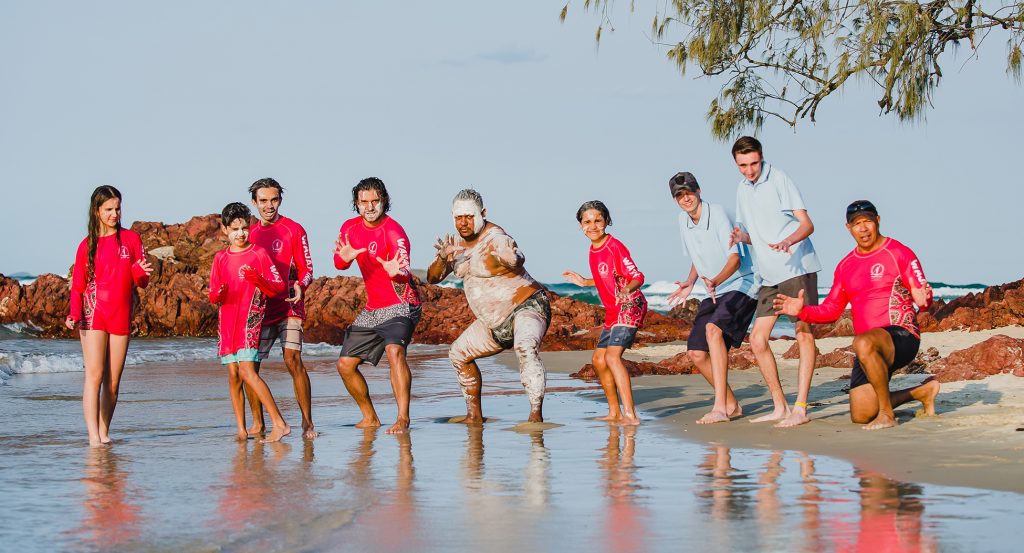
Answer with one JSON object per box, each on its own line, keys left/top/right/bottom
{"left": 832, "top": 470, "right": 938, "bottom": 552}
{"left": 346, "top": 429, "right": 421, "bottom": 553}
{"left": 460, "top": 426, "right": 553, "bottom": 549}
{"left": 796, "top": 453, "right": 824, "bottom": 553}
{"left": 696, "top": 444, "right": 940, "bottom": 553}
{"left": 74, "top": 447, "right": 143, "bottom": 549}
{"left": 600, "top": 425, "right": 649, "bottom": 553}
{"left": 215, "top": 441, "right": 291, "bottom": 530}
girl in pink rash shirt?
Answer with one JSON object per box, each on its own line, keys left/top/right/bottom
{"left": 65, "top": 186, "right": 153, "bottom": 447}
{"left": 563, "top": 201, "right": 647, "bottom": 425}
{"left": 209, "top": 203, "right": 290, "bottom": 443}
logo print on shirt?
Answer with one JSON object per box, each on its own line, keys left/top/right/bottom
{"left": 870, "top": 263, "right": 885, "bottom": 280}
{"left": 598, "top": 262, "right": 609, "bottom": 276}
{"left": 238, "top": 264, "right": 254, "bottom": 279}
{"left": 119, "top": 246, "right": 130, "bottom": 259}
{"left": 368, "top": 241, "right": 379, "bottom": 257}
{"left": 272, "top": 239, "right": 284, "bottom": 253}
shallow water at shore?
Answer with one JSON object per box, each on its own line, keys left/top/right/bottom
{"left": 0, "top": 339, "right": 1020, "bottom": 552}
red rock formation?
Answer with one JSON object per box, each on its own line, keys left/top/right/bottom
{"left": 921, "top": 278, "right": 1024, "bottom": 331}
{"left": 570, "top": 358, "right": 673, "bottom": 379}
{"left": 810, "top": 310, "right": 855, "bottom": 338}
{"left": 781, "top": 341, "right": 855, "bottom": 368}
{"left": 0, "top": 215, "right": 691, "bottom": 349}
{"left": 926, "top": 335, "right": 1024, "bottom": 382}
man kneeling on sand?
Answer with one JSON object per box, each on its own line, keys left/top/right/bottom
{"left": 774, "top": 200, "right": 939, "bottom": 430}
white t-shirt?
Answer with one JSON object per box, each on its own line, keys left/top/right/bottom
{"left": 678, "top": 201, "right": 759, "bottom": 298}
{"left": 735, "top": 163, "right": 821, "bottom": 286}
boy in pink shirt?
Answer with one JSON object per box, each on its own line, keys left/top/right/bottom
{"left": 564, "top": 200, "right": 646, "bottom": 425}
{"left": 209, "top": 202, "right": 290, "bottom": 442}
{"left": 774, "top": 200, "right": 940, "bottom": 430}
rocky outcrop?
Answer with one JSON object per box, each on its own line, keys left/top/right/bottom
{"left": 570, "top": 358, "right": 676, "bottom": 379}
{"left": 0, "top": 215, "right": 693, "bottom": 349}
{"left": 921, "top": 279, "right": 1024, "bottom": 331}
{"left": 810, "top": 310, "right": 855, "bottom": 338}
{"left": 0, "top": 273, "right": 72, "bottom": 337}
{"left": 925, "top": 335, "right": 1024, "bottom": 382}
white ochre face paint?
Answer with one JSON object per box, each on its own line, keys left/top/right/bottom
{"left": 452, "top": 199, "right": 484, "bottom": 234}
{"left": 229, "top": 229, "right": 249, "bottom": 243}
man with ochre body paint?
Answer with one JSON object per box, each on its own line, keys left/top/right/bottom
{"left": 427, "top": 188, "right": 550, "bottom": 424}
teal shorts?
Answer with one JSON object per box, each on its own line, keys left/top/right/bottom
{"left": 220, "top": 348, "right": 260, "bottom": 365}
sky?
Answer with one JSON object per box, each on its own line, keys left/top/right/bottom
{"left": 2, "top": 1, "right": 1021, "bottom": 286}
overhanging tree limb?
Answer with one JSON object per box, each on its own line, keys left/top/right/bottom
{"left": 562, "top": 0, "right": 1024, "bottom": 139}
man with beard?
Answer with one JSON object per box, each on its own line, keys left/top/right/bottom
{"left": 427, "top": 189, "right": 550, "bottom": 424}
{"left": 247, "top": 178, "right": 317, "bottom": 439}
{"left": 334, "top": 177, "right": 421, "bottom": 434}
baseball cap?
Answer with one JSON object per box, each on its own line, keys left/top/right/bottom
{"left": 669, "top": 172, "right": 700, "bottom": 197}
{"left": 846, "top": 200, "right": 879, "bottom": 223}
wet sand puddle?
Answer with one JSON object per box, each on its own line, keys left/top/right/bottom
{"left": 0, "top": 342, "right": 1020, "bottom": 552}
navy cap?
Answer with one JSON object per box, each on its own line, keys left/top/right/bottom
{"left": 846, "top": 200, "right": 879, "bottom": 223}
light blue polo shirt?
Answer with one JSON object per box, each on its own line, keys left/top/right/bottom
{"left": 735, "top": 162, "right": 821, "bottom": 286}
{"left": 678, "top": 201, "right": 759, "bottom": 298}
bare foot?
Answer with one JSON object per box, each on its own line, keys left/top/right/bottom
{"left": 621, "top": 413, "right": 641, "bottom": 426}
{"left": 697, "top": 410, "right": 730, "bottom": 425}
{"left": 302, "top": 426, "right": 320, "bottom": 440}
{"left": 99, "top": 435, "right": 112, "bottom": 444}
{"left": 596, "top": 412, "right": 623, "bottom": 422}
{"left": 354, "top": 417, "right": 381, "bottom": 429}
{"left": 385, "top": 418, "right": 410, "bottom": 435}
{"left": 247, "top": 423, "right": 264, "bottom": 437}
{"left": 236, "top": 430, "right": 248, "bottom": 442}
{"left": 750, "top": 406, "right": 790, "bottom": 423}
{"left": 88, "top": 437, "right": 104, "bottom": 448}
{"left": 527, "top": 410, "right": 543, "bottom": 423}
{"left": 262, "top": 423, "right": 291, "bottom": 443}
{"left": 914, "top": 378, "right": 940, "bottom": 416}
{"left": 728, "top": 404, "right": 743, "bottom": 418}
{"left": 774, "top": 407, "right": 811, "bottom": 428}
{"left": 862, "top": 413, "right": 897, "bottom": 431}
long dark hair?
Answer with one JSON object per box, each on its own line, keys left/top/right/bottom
{"left": 86, "top": 185, "right": 122, "bottom": 279}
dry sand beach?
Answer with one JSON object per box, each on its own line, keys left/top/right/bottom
{"left": 540, "top": 326, "right": 1024, "bottom": 494}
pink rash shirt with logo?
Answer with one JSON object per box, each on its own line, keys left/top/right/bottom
{"left": 249, "top": 215, "right": 314, "bottom": 325}
{"left": 799, "top": 238, "right": 932, "bottom": 337}
{"left": 334, "top": 215, "right": 420, "bottom": 310}
{"left": 589, "top": 234, "right": 648, "bottom": 330}
{"left": 208, "top": 245, "right": 285, "bottom": 357}
{"left": 69, "top": 230, "right": 150, "bottom": 336}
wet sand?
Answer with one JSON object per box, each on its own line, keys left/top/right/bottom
{"left": 541, "top": 326, "right": 1024, "bottom": 494}
{"left": 2, "top": 337, "right": 1023, "bottom": 551}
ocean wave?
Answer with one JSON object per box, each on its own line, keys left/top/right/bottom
{"left": 0, "top": 340, "right": 448, "bottom": 381}
{"left": 0, "top": 323, "right": 42, "bottom": 338}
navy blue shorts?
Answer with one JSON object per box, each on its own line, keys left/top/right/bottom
{"left": 849, "top": 325, "right": 920, "bottom": 391}
{"left": 597, "top": 325, "right": 638, "bottom": 349}
{"left": 686, "top": 291, "right": 758, "bottom": 352}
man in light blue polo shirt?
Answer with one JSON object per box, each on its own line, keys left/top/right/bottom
{"left": 666, "top": 171, "right": 759, "bottom": 424}
{"left": 729, "top": 136, "right": 820, "bottom": 428}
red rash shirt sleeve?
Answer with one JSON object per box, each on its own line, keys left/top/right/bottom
{"left": 799, "top": 264, "right": 850, "bottom": 324}
{"left": 69, "top": 240, "right": 88, "bottom": 321}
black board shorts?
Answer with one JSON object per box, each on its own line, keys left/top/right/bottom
{"left": 849, "top": 325, "right": 921, "bottom": 391}
{"left": 687, "top": 291, "right": 758, "bottom": 352}
{"left": 339, "top": 304, "right": 422, "bottom": 366}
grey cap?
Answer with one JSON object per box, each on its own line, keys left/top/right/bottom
{"left": 669, "top": 172, "right": 700, "bottom": 197}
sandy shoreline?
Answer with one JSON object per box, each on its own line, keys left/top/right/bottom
{"left": 538, "top": 326, "right": 1024, "bottom": 494}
